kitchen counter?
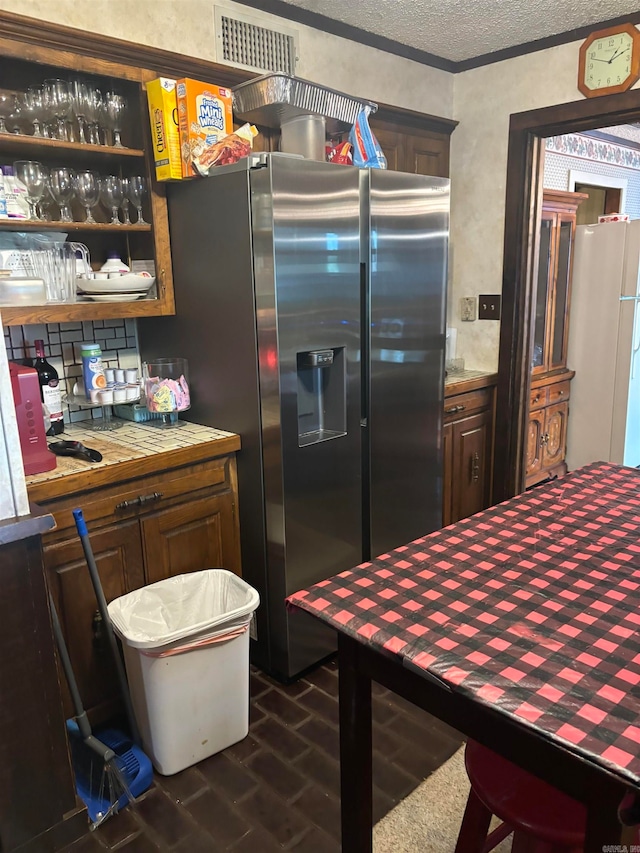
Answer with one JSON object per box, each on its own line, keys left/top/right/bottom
{"left": 26, "top": 420, "right": 240, "bottom": 503}
{"left": 444, "top": 369, "right": 497, "bottom": 397}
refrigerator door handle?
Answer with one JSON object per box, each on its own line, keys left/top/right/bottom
{"left": 360, "top": 260, "right": 369, "bottom": 424}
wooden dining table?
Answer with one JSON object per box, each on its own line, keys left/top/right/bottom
{"left": 286, "top": 462, "right": 640, "bottom": 852}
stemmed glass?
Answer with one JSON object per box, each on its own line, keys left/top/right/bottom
{"left": 13, "top": 160, "right": 47, "bottom": 220}
{"left": 43, "top": 79, "right": 73, "bottom": 141}
{"left": 6, "top": 94, "right": 23, "bottom": 134}
{"left": 23, "top": 88, "right": 44, "bottom": 137}
{"left": 71, "top": 80, "right": 89, "bottom": 144}
{"left": 119, "top": 177, "right": 131, "bottom": 224}
{"left": 127, "top": 176, "right": 147, "bottom": 225}
{"left": 48, "top": 167, "right": 75, "bottom": 222}
{"left": 0, "top": 91, "right": 13, "bottom": 133}
{"left": 84, "top": 88, "right": 103, "bottom": 145}
{"left": 74, "top": 170, "right": 100, "bottom": 223}
{"left": 104, "top": 92, "right": 125, "bottom": 147}
{"left": 100, "top": 175, "right": 124, "bottom": 225}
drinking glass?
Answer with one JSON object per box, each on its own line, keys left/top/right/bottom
{"left": 48, "top": 167, "right": 76, "bottom": 222}
{"left": 43, "top": 79, "right": 73, "bottom": 140}
{"left": 118, "top": 177, "right": 131, "bottom": 224}
{"left": 100, "top": 175, "right": 123, "bottom": 225}
{"left": 74, "top": 170, "right": 100, "bottom": 223}
{"left": 0, "top": 91, "right": 13, "bottom": 133}
{"left": 23, "top": 87, "right": 44, "bottom": 137}
{"left": 71, "top": 80, "right": 89, "bottom": 144}
{"left": 13, "top": 160, "right": 47, "bottom": 220}
{"left": 84, "top": 87, "right": 103, "bottom": 145}
{"left": 104, "top": 92, "right": 125, "bottom": 147}
{"left": 127, "top": 176, "right": 148, "bottom": 225}
{"left": 6, "top": 93, "right": 23, "bottom": 134}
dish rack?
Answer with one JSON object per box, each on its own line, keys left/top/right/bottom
{"left": 232, "top": 73, "right": 377, "bottom": 132}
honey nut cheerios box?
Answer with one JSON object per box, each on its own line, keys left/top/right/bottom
{"left": 146, "top": 78, "right": 182, "bottom": 181}
{"left": 176, "top": 78, "right": 233, "bottom": 178}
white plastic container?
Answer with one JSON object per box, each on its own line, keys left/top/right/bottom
{"left": 108, "top": 569, "right": 259, "bottom": 775}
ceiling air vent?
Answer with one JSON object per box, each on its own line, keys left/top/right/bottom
{"left": 214, "top": 6, "right": 298, "bottom": 75}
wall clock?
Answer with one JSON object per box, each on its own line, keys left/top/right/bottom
{"left": 578, "top": 22, "right": 640, "bottom": 98}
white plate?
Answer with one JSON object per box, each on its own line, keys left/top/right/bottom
{"left": 78, "top": 274, "right": 155, "bottom": 295}
{"left": 83, "top": 293, "right": 146, "bottom": 302}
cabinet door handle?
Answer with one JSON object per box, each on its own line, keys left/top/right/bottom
{"left": 445, "top": 404, "right": 466, "bottom": 415}
{"left": 471, "top": 451, "right": 480, "bottom": 483}
{"left": 532, "top": 394, "right": 540, "bottom": 403}
{"left": 540, "top": 433, "right": 549, "bottom": 446}
{"left": 116, "top": 491, "right": 164, "bottom": 511}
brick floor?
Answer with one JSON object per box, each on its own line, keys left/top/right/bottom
{"left": 64, "top": 659, "right": 462, "bottom": 851}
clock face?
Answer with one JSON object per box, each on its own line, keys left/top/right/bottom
{"left": 585, "top": 31, "right": 633, "bottom": 91}
{"left": 578, "top": 24, "right": 640, "bottom": 97}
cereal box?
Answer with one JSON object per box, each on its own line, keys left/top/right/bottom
{"left": 146, "top": 78, "right": 182, "bottom": 181}
{"left": 176, "top": 78, "right": 233, "bottom": 178}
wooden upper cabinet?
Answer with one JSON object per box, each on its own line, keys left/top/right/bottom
{"left": 0, "top": 38, "right": 177, "bottom": 326}
{"left": 370, "top": 106, "right": 456, "bottom": 178}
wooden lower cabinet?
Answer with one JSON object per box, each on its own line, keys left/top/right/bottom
{"left": 525, "top": 371, "right": 573, "bottom": 488}
{"left": 143, "top": 492, "right": 237, "bottom": 584}
{"left": 35, "top": 450, "right": 241, "bottom": 722}
{"left": 443, "top": 377, "right": 496, "bottom": 526}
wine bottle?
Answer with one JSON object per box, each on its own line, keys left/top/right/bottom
{"left": 34, "top": 339, "right": 64, "bottom": 435}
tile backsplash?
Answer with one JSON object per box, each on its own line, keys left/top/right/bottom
{"left": 4, "top": 319, "right": 140, "bottom": 424}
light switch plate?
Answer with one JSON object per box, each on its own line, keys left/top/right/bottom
{"left": 461, "top": 296, "right": 476, "bottom": 322}
{"left": 478, "top": 294, "right": 502, "bottom": 320}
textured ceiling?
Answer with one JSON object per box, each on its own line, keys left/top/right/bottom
{"left": 270, "top": 0, "right": 640, "bottom": 62}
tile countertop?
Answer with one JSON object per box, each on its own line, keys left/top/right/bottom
{"left": 25, "top": 421, "right": 240, "bottom": 497}
{"left": 444, "top": 370, "right": 498, "bottom": 393}
{"left": 444, "top": 369, "right": 496, "bottom": 387}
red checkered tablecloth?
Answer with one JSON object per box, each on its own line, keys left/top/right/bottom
{"left": 287, "top": 462, "right": 640, "bottom": 786}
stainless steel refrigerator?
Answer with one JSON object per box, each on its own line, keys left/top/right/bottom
{"left": 139, "top": 153, "right": 448, "bottom": 680}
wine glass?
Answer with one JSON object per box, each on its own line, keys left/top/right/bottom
{"left": 127, "top": 176, "right": 148, "bottom": 225}
{"left": 84, "top": 87, "right": 103, "bottom": 145}
{"left": 118, "top": 177, "right": 131, "bottom": 224}
{"left": 74, "top": 170, "right": 100, "bottom": 223}
{"left": 48, "top": 167, "right": 75, "bottom": 222}
{"left": 6, "top": 93, "right": 23, "bottom": 134}
{"left": 23, "top": 87, "right": 44, "bottom": 137}
{"left": 104, "top": 91, "right": 125, "bottom": 147}
{"left": 71, "top": 80, "right": 89, "bottom": 144}
{"left": 13, "top": 160, "right": 47, "bottom": 220}
{"left": 100, "top": 175, "right": 123, "bottom": 225}
{"left": 0, "top": 91, "right": 13, "bottom": 133}
{"left": 43, "top": 79, "right": 73, "bottom": 140}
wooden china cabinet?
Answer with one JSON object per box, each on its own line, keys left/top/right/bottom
{"left": 525, "top": 189, "right": 587, "bottom": 489}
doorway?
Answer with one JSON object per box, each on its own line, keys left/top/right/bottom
{"left": 566, "top": 168, "right": 628, "bottom": 224}
{"left": 492, "top": 89, "right": 640, "bottom": 503}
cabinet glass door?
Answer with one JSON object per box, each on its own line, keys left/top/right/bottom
{"left": 533, "top": 215, "right": 553, "bottom": 370}
{"left": 550, "top": 217, "right": 573, "bottom": 370}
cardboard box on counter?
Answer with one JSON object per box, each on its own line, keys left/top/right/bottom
{"left": 146, "top": 78, "right": 182, "bottom": 181}
{"left": 176, "top": 78, "right": 233, "bottom": 178}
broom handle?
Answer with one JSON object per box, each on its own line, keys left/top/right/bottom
{"left": 73, "top": 508, "right": 142, "bottom": 746}
{"left": 48, "top": 591, "right": 93, "bottom": 742}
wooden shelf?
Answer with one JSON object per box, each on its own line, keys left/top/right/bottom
{"left": 0, "top": 297, "right": 173, "bottom": 325}
{"left": 0, "top": 219, "right": 150, "bottom": 231}
{"left": 0, "top": 133, "right": 144, "bottom": 159}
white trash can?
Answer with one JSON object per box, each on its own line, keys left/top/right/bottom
{"left": 108, "top": 569, "right": 260, "bottom": 775}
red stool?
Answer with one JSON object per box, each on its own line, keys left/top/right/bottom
{"left": 454, "top": 740, "right": 586, "bottom": 852}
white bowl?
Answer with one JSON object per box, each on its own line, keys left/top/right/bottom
{"left": 78, "top": 274, "right": 156, "bottom": 295}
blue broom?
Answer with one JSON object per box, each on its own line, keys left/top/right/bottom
{"left": 49, "top": 592, "right": 152, "bottom": 829}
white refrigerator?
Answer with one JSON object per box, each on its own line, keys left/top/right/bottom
{"left": 566, "top": 219, "right": 640, "bottom": 470}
